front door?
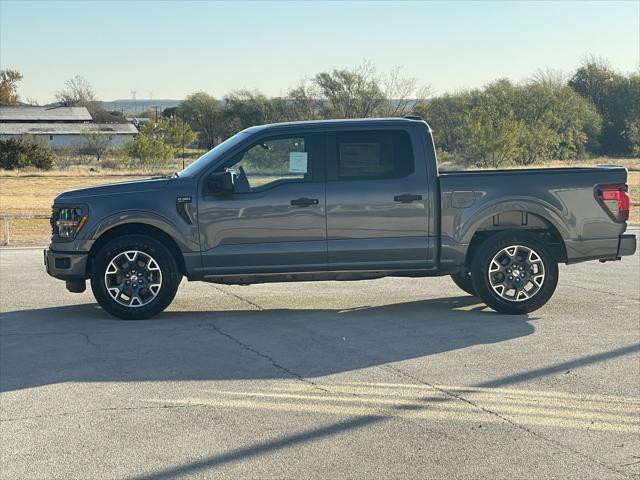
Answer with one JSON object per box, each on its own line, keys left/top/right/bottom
{"left": 325, "top": 128, "right": 431, "bottom": 270}
{"left": 198, "top": 131, "right": 327, "bottom": 274}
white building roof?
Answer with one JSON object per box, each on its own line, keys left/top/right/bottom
{"left": 0, "top": 123, "right": 138, "bottom": 135}
{"left": 0, "top": 106, "right": 93, "bottom": 122}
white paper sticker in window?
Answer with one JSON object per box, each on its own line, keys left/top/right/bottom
{"left": 289, "top": 152, "right": 308, "bottom": 173}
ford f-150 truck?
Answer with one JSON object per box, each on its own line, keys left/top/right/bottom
{"left": 45, "top": 117, "right": 636, "bottom": 319}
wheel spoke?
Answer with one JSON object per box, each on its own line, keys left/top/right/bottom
{"left": 124, "top": 251, "right": 138, "bottom": 262}
{"left": 147, "top": 258, "right": 160, "bottom": 271}
{"left": 129, "top": 295, "right": 142, "bottom": 307}
{"left": 107, "top": 286, "right": 121, "bottom": 299}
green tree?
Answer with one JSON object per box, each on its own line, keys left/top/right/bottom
{"left": 417, "top": 76, "right": 601, "bottom": 166}
{"left": 125, "top": 134, "right": 175, "bottom": 167}
{"left": 413, "top": 93, "right": 472, "bottom": 154}
{"left": 569, "top": 58, "right": 638, "bottom": 155}
{"left": 286, "top": 82, "right": 320, "bottom": 120}
{"left": 313, "top": 62, "right": 386, "bottom": 118}
{"left": 222, "top": 90, "right": 276, "bottom": 137}
{"left": 176, "top": 92, "right": 222, "bottom": 149}
{"left": 626, "top": 118, "right": 640, "bottom": 157}
{"left": 515, "top": 75, "right": 601, "bottom": 162}
{"left": 0, "top": 69, "right": 23, "bottom": 105}
{"left": 91, "top": 109, "right": 127, "bottom": 124}
{"left": 465, "top": 104, "right": 526, "bottom": 168}
{"left": 568, "top": 58, "right": 617, "bottom": 116}
{"left": 141, "top": 117, "right": 197, "bottom": 149}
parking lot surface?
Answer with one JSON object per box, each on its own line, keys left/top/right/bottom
{"left": 1, "top": 244, "right": 639, "bottom": 479}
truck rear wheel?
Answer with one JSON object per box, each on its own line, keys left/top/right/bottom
{"left": 470, "top": 231, "right": 558, "bottom": 314}
{"left": 90, "top": 234, "right": 181, "bottom": 320}
{"left": 450, "top": 269, "right": 476, "bottom": 296}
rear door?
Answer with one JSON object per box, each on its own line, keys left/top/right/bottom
{"left": 197, "top": 130, "right": 327, "bottom": 274}
{"left": 325, "top": 127, "right": 431, "bottom": 270}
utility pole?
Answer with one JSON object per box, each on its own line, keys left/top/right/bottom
{"left": 130, "top": 90, "right": 137, "bottom": 115}
{"left": 181, "top": 118, "right": 186, "bottom": 170}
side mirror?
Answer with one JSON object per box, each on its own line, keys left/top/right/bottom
{"left": 206, "top": 171, "right": 234, "bottom": 196}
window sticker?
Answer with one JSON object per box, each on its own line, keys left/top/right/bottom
{"left": 289, "top": 151, "right": 308, "bottom": 173}
{"left": 339, "top": 142, "right": 381, "bottom": 175}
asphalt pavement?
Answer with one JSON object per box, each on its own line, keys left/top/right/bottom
{"left": 1, "top": 242, "right": 639, "bottom": 479}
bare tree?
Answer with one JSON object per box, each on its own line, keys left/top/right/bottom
{"left": 286, "top": 80, "right": 320, "bottom": 120}
{"left": 0, "top": 69, "right": 23, "bottom": 105}
{"left": 286, "top": 62, "right": 431, "bottom": 120}
{"left": 378, "top": 66, "right": 432, "bottom": 117}
{"left": 81, "top": 130, "right": 111, "bottom": 162}
{"left": 530, "top": 68, "right": 568, "bottom": 88}
{"left": 55, "top": 75, "right": 99, "bottom": 108}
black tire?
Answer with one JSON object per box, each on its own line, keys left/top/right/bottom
{"left": 470, "top": 230, "right": 558, "bottom": 315}
{"left": 90, "top": 234, "right": 182, "bottom": 320}
{"left": 450, "top": 269, "right": 476, "bottom": 296}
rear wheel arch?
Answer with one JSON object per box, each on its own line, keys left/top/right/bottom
{"left": 88, "top": 223, "right": 186, "bottom": 276}
{"left": 464, "top": 211, "right": 567, "bottom": 267}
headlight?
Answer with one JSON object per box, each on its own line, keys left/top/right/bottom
{"left": 54, "top": 207, "right": 88, "bottom": 239}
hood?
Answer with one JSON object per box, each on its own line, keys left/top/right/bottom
{"left": 54, "top": 177, "right": 172, "bottom": 203}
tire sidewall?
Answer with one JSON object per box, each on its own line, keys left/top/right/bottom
{"left": 471, "top": 231, "right": 558, "bottom": 314}
{"left": 90, "top": 234, "right": 181, "bottom": 320}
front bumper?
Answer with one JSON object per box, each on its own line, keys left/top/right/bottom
{"left": 44, "top": 248, "right": 89, "bottom": 280}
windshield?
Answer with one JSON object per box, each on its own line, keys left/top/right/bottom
{"left": 178, "top": 132, "right": 249, "bottom": 177}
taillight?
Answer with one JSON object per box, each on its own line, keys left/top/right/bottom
{"left": 597, "top": 184, "right": 630, "bottom": 222}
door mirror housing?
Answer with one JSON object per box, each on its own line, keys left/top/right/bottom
{"left": 206, "top": 171, "right": 234, "bottom": 196}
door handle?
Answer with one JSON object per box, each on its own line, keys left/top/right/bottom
{"left": 290, "top": 197, "right": 319, "bottom": 207}
{"left": 394, "top": 194, "right": 422, "bottom": 203}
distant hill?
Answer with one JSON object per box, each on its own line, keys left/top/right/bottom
{"left": 101, "top": 99, "right": 181, "bottom": 115}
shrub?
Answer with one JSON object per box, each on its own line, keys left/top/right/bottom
{"left": 0, "top": 138, "right": 53, "bottom": 170}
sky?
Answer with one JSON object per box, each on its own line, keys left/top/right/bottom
{"left": 1, "top": 0, "right": 638, "bottom": 104}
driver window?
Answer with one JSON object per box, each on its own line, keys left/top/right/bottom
{"left": 227, "top": 136, "right": 311, "bottom": 192}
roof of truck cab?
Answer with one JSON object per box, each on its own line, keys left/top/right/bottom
{"left": 242, "top": 117, "right": 429, "bottom": 134}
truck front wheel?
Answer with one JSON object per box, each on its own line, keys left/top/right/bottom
{"left": 90, "top": 234, "right": 182, "bottom": 320}
{"left": 470, "top": 231, "right": 558, "bottom": 314}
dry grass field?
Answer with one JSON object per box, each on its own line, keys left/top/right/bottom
{"left": 1, "top": 163, "right": 638, "bottom": 246}
{"left": 0, "top": 173, "right": 146, "bottom": 246}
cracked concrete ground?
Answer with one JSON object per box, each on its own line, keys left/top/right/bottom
{"left": 1, "top": 243, "right": 639, "bottom": 479}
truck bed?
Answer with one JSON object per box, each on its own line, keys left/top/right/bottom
{"left": 437, "top": 165, "right": 630, "bottom": 264}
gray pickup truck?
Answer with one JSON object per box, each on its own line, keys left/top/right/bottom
{"left": 45, "top": 117, "right": 636, "bottom": 319}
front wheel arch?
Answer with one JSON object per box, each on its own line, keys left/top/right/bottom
{"left": 88, "top": 223, "right": 186, "bottom": 276}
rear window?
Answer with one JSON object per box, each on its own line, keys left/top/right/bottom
{"left": 336, "top": 130, "right": 413, "bottom": 179}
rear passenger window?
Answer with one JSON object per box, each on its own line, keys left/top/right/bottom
{"left": 336, "top": 130, "right": 413, "bottom": 179}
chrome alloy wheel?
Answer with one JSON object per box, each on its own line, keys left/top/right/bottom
{"left": 488, "top": 245, "right": 545, "bottom": 302}
{"left": 104, "top": 250, "right": 162, "bottom": 308}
